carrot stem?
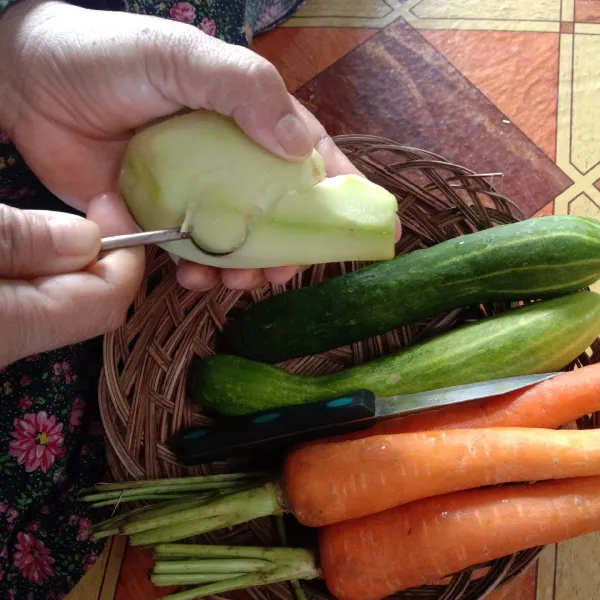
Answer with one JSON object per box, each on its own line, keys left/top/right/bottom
{"left": 153, "top": 558, "right": 275, "bottom": 574}
{"left": 153, "top": 544, "right": 289, "bottom": 560}
{"left": 84, "top": 471, "right": 268, "bottom": 493}
{"left": 90, "top": 493, "right": 197, "bottom": 508}
{"left": 82, "top": 481, "right": 249, "bottom": 502}
{"left": 92, "top": 497, "right": 214, "bottom": 533}
{"left": 151, "top": 573, "right": 245, "bottom": 586}
{"left": 156, "top": 550, "right": 320, "bottom": 600}
{"left": 276, "top": 515, "right": 307, "bottom": 600}
{"left": 124, "top": 483, "right": 280, "bottom": 539}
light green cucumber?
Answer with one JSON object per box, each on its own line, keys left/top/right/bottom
{"left": 195, "top": 291, "right": 600, "bottom": 416}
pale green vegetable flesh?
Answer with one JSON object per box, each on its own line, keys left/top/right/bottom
{"left": 119, "top": 110, "right": 397, "bottom": 268}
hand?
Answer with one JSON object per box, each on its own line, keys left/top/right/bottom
{"left": 0, "top": 194, "right": 144, "bottom": 366}
{"left": 0, "top": 0, "right": 386, "bottom": 292}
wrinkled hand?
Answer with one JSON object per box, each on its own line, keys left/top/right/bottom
{"left": 0, "top": 0, "right": 368, "bottom": 291}
{"left": 0, "top": 194, "right": 144, "bottom": 367}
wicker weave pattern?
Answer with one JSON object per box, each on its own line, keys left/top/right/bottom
{"left": 99, "top": 136, "right": 600, "bottom": 600}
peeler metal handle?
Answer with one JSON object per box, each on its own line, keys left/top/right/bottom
{"left": 100, "top": 228, "right": 190, "bottom": 252}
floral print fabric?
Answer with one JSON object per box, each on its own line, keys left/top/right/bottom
{"left": 0, "top": 347, "right": 107, "bottom": 599}
{"left": 0, "top": 0, "right": 304, "bottom": 597}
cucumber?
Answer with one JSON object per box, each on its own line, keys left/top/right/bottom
{"left": 221, "top": 216, "right": 600, "bottom": 363}
{"left": 195, "top": 291, "right": 600, "bottom": 416}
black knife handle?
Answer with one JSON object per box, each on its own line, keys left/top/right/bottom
{"left": 168, "top": 390, "right": 377, "bottom": 465}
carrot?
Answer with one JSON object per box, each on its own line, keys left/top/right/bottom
{"left": 348, "top": 363, "right": 600, "bottom": 438}
{"left": 88, "top": 427, "right": 600, "bottom": 544}
{"left": 284, "top": 426, "right": 600, "bottom": 526}
{"left": 319, "top": 476, "right": 600, "bottom": 600}
{"left": 143, "top": 477, "right": 600, "bottom": 600}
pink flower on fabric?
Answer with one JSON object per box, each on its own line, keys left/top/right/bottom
{"left": 9, "top": 412, "right": 65, "bottom": 473}
{"left": 199, "top": 18, "right": 217, "bottom": 36}
{"left": 69, "top": 397, "right": 85, "bottom": 430}
{"left": 53, "top": 361, "right": 72, "bottom": 384}
{"left": 7, "top": 508, "right": 19, "bottom": 523}
{"left": 40, "top": 506, "right": 50, "bottom": 515}
{"left": 27, "top": 521, "right": 39, "bottom": 532}
{"left": 256, "top": 2, "right": 285, "bottom": 30}
{"left": 14, "top": 532, "right": 55, "bottom": 583}
{"left": 20, "top": 376, "right": 31, "bottom": 386}
{"left": 68, "top": 515, "right": 79, "bottom": 527}
{"left": 170, "top": 1, "right": 195, "bottom": 23}
{"left": 0, "top": 567, "right": 5, "bottom": 581}
{"left": 0, "top": 503, "right": 8, "bottom": 514}
{"left": 7, "top": 589, "right": 14, "bottom": 600}
{"left": 83, "top": 553, "right": 99, "bottom": 573}
{"left": 19, "top": 397, "right": 32, "bottom": 410}
{"left": 76, "top": 518, "right": 92, "bottom": 541}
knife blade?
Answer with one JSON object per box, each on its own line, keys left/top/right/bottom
{"left": 169, "top": 372, "right": 562, "bottom": 464}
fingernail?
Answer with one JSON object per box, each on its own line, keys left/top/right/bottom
{"left": 274, "top": 113, "right": 313, "bottom": 158}
{"left": 49, "top": 216, "right": 100, "bottom": 256}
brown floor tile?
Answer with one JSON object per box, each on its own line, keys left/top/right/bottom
{"left": 535, "top": 201, "right": 555, "bottom": 216}
{"left": 421, "top": 30, "right": 559, "bottom": 160}
{"left": 294, "top": 19, "right": 572, "bottom": 217}
{"left": 115, "top": 545, "right": 176, "bottom": 600}
{"left": 576, "top": 0, "right": 600, "bottom": 23}
{"left": 487, "top": 563, "right": 537, "bottom": 600}
{"left": 253, "top": 27, "right": 376, "bottom": 92}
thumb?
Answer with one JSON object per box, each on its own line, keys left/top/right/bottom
{"left": 0, "top": 204, "right": 100, "bottom": 279}
{"left": 147, "top": 25, "right": 313, "bottom": 160}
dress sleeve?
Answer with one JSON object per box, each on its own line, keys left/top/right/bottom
{"left": 1, "top": 0, "right": 123, "bottom": 18}
{"left": 0, "top": 0, "right": 21, "bottom": 16}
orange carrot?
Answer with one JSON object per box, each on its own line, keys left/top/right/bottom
{"left": 284, "top": 426, "right": 600, "bottom": 527}
{"left": 350, "top": 363, "right": 600, "bottom": 438}
{"left": 320, "top": 476, "right": 600, "bottom": 600}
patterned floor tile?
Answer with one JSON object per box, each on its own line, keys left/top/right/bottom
{"left": 421, "top": 30, "right": 559, "bottom": 159}
{"left": 571, "top": 34, "right": 600, "bottom": 173}
{"left": 285, "top": 0, "right": 405, "bottom": 28}
{"left": 253, "top": 27, "right": 376, "bottom": 91}
{"left": 576, "top": 0, "right": 600, "bottom": 23}
{"left": 404, "top": 0, "right": 561, "bottom": 32}
{"left": 411, "top": 0, "right": 561, "bottom": 22}
{"left": 295, "top": 19, "right": 572, "bottom": 216}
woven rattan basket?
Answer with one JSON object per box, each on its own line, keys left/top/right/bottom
{"left": 99, "top": 135, "right": 600, "bottom": 600}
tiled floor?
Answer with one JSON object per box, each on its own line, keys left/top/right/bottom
{"left": 67, "top": 0, "right": 600, "bottom": 598}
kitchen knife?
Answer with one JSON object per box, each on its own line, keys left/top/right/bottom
{"left": 169, "top": 372, "right": 561, "bottom": 464}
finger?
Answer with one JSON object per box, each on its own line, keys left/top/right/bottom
{"left": 294, "top": 101, "right": 403, "bottom": 243}
{"left": 293, "top": 99, "right": 363, "bottom": 177}
{"left": 0, "top": 194, "right": 145, "bottom": 366}
{"left": 221, "top": 268, "right": 267, "bottom": 291}
{"left": 152, "top": 29, "right": 313, "bottom": 160}
{"left": 264, "top": 266, "right": 299, "bottom": 286}
{"left": 176, "top": 260, "right": 221, "bottom": 292}
{"left": 1, "top": 194, "right": 144, "bottom": 365}
{"left": 0, "top": 204, "right": 100, "bottom": 279}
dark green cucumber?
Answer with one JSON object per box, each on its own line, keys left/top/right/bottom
{"left": 196, "top": 291, "right": 600, "bottom": 416}
{"left": 220, "top": 216, "right": 600, "bottom": 363}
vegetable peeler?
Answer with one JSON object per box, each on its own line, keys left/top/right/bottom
{"left": 168, "top": 372, "right": 562, "bottom": 464}
{"left": 100, "top": 227, "right": 190, "bottom": 252}
{"left": 100, "top": 226, "right": 245, "bottom": 256}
